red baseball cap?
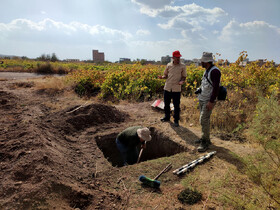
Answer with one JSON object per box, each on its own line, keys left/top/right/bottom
{"left": 172, "top": 50, "right": 182, "bottom": 58}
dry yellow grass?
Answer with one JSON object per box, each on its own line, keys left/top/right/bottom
{"left": 34, "top": 76, "right": 68, "bottom": 90}
{"left": 181, "top": 88, "right": 258, "bottom": 136}
{"left": 180, "top": 96, "right": 200, "bottom": 126}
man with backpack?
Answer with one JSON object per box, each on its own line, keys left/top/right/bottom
{"left": 195, "top": 52, "right": 221, "bottom": 152}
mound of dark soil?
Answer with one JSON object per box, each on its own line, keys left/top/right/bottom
{"left": 46, "top": 103, "right": 128, "bottom": 134}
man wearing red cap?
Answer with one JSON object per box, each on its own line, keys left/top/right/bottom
{"left": 158, "top": 50, "right": 186, "bottom": 127}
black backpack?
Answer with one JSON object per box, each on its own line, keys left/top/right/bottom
{"left": 205, "top": 70, "right": 227, "bottom": 101}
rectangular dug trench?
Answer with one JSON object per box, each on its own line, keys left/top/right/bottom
{"left": 95, "top": 128, "right": 186, "bottom": 167}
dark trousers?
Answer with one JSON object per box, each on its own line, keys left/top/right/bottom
{"left": 164, "top": 90, "right": 181, "bottom": 122}
{"left": 116, "top": 138, "right": 138, "bottom": 166}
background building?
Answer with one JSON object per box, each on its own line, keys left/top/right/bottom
{"left": 192, "top": 58, "right": 201, "bottom": 67}
{"left": 64, "top": 59, "right": 80, "bottom": 62}
{"left": 239, "top": 58, "right": 249, "bottom": 67}
{"left": 92, "top": 50, "right": 104, "bottom": 62}
{"left": 119, "top": 58, "right": 131, "bottom": 63}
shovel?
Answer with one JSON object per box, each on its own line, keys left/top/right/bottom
{"left": 137, "top": 142, "right": 145, "bottom": 163}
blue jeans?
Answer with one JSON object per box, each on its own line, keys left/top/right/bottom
{"left": 116, "top": 138, "right": 139, "bottom": 166}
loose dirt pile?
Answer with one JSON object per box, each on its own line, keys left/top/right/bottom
{"left": 46, "top": 103, "right": 127, "bottom": 134}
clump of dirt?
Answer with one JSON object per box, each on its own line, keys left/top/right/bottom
{"left": 46, "top": 103, "right": 128, "bottom": 134}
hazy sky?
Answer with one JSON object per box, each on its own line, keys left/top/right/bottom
{"left": 1, "top": 0, "right": 280, "bottom": 62}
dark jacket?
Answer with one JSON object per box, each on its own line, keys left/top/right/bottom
{"left": 117, "top": 126, "right": 142, "bottom": 148}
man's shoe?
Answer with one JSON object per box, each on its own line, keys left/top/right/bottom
{"left": 160, "top": 117, "right": 170, "bottom": 122}
{"left": 174, "top": 121, "right": 179, "bottom": 127}
{"left": 197, "top": 141, "right": 210, "bottom": 152}
{"left": 194, "top": 139, "right": 202, "bottom": 144}
{"left": 195, "top": 139, "right": 212, "bottom": 144}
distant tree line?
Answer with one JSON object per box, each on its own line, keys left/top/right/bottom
{"left": 36, "top": 53, "right": 59, "bottom": 62}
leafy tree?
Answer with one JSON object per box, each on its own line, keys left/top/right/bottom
{"left": 51, "top": 53, "right": 59, "bottom": 62}
{"left": 37, "top": 53, "right": 59, "bottom": 62}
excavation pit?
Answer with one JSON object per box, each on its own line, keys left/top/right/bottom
{"left": 95, "top": 128, "right": 186, "bottom": 167}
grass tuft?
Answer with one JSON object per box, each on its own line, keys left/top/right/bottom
{"left": 177, "top": 188, "right": 202, "bottom": 205}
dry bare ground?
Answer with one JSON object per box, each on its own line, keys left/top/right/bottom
{"left": 0, "top": 75, "right": 262, "bottom": 209}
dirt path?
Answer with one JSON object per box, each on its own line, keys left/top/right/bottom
{"left": 0, "top": 76, "right": 257, "bottom": 209}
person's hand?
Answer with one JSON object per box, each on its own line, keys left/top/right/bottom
{"left": 206, "top": 102, "right": 215, "bottom": 111}
{"left": 178, "top": 81, "right": 184, "bottom": 85}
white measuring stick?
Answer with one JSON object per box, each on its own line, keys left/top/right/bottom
{"left": 173, "top": 151, "right": 216, "bottom": 175}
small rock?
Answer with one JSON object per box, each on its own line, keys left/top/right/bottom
{"left": 15, "top": 181, "right": 23, "bottom": 185}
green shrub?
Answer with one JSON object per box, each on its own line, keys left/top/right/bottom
{"left": 36, "top": 62, "right": 54, "bottom": 74}
{"left": 69, "top": 69, "right": 104, "bottom": 97}
{"left": 177, "top": 188, "right": 202, "bottom": 205}
{"left": 100, "top": 67, "right": 164, "bottom": 101}
{"left": 75, "top": 77, "right": 100, "bottom": 96}
{"left": 245, "top": 94, "right": 280, "bottom": 208}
